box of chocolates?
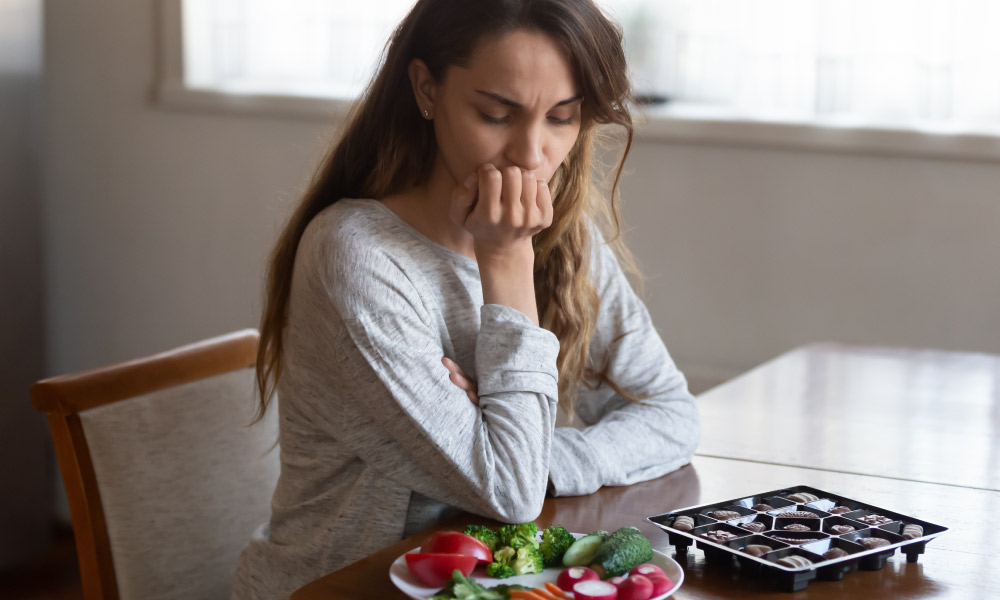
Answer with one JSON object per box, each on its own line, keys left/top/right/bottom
{"left": 645, "top": 485, "right": 947, "bottom": 592}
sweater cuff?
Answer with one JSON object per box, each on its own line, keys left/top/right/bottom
{"left": 475, "top": 304, "right": 560, "bottom": 399}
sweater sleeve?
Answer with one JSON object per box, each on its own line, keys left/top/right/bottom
{"left": 284, "top": 231, "right": 560, "bottom": 524}
{"left": 547, "top": 235, "right": 701, "bottom": 497}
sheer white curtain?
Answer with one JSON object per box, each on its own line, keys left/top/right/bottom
{"left": 182, "top": 0, "right": 1000, "bottom": 132}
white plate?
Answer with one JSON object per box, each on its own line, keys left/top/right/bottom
{"left": 389, "top": 533, "right": 684, "bottom": 599}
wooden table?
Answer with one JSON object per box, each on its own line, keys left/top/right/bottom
{"left": 291, "top": 344, "right": 1000, "bottom": 599}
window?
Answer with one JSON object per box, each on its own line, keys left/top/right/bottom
{"left": 159, "top": 1, "right": 1000, "bottom": 159}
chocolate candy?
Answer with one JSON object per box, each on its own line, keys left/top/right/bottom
{"left": 858, "top": 537, "right": 891, "bottom": 549}
{"left": 770, "top": 535, "right": 824, "bottom": 545}
{"left": 902, "top": 524, "right": 924, "bottom": 540}
{"left": 830, "top": 525, "right": 855, "bottom": 534}
{"left": 829, "top": 506, "right": 852, "bottom": 514}
{"left": 702, "top": 530, "right": 739, "bottom": 543}
{"left": 739, "top": 521, "right": 766, "bottom": 532}
{"left": 858, "top": 514, "right": 894, "bottom": 525}
{"left": 783, "top": 524, "right": 811, "bottom": 532}
{"left": 781, "top": 511, "right": 819, "bottom": 519}
{"left": 709, "top": 510, "right": 743, "bottom": 520}
{"left": 787, "top": 492, "right": 819, "bottom": 503}
{"left": 776, "top": 555, "right": 813, "bottom": 568}
{"left": 673, "top": 515, "right": 695, "bottom": 531}
{"left": 751, "top": 503, "right": 773, "bottom": 512}
{"left": 823, "top": 547, "right": 849, "bottom": 559}
{"left": 744, "top": 544, "right": 772, "bottom": 557}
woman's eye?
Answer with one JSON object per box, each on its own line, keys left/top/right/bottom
{"left": 548, "top": 115, "right": 575, "bottom": 125}
{"left": 480, "top": 113, "right": 509, "bottom": 125}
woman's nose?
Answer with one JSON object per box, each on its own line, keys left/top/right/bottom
{"left": 505, "top": 123, "right": 544, "bottom": 172}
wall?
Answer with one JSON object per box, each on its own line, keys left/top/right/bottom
{"left": 44, "top": 2, "right": 1000, "bottom": 393}
{"left": 0, "top": 0, "right": 48, "bottom": 568}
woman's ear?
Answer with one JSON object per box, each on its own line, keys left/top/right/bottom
{"left": 408, "top": 58, "right": 436, "bottom": 119}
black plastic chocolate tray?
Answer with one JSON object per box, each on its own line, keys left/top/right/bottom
{"left": 645, "top": 485, "right": 948, "bottom": 593}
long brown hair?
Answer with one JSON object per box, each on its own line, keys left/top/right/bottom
{"left": 255, "top": 0, "right": 636, "bottom": 421}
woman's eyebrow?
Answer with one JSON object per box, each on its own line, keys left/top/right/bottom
{"left": 475, "top": 90, "right": 584, "bottom": 108}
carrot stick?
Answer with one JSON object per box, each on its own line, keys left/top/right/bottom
{"left": 545, "top": 581, "right": 573, "bottom": 599}
{"left": 528, "top": 588, "right": 559, "bottom": 600}
{"left": 509, "top": 591, "right": 548, "bottom": 600}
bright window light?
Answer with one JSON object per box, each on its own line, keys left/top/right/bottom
{"left": 181, "top": 0, "right": 1000, "bottom": 133}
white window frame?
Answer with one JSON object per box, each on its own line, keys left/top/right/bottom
{"left": 154, "top": 0, "right": 1000, "bottom": 162}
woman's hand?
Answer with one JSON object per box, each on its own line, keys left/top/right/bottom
{"left": 442, "top": 357, "right": 479, "bottom": 406}
{"left": 449, "top": 165, "right": 553, "bottom": 325}
{"left": 449, "top": 164, "right": 553, "bottom": 260}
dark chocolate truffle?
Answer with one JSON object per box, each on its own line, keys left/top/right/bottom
{"left": 783, "top": 524, "right": 811, "bottom": 532}
{"left": 829, "top": 525, "right": 855, "bottom": 535}
{"left": 739, "top": 521, "right": 766, "bottom": 533}
{"left": 823, "top": 547, "right": 849, "bottom": 559}
{"left": 781, "top": 511, "right": 819, "bottom": 519}
{"left": 829, "top": 506, "right": 851, "bottom": 514}
{"left": 770, "top": 535, "right": 824, "bottom": 545}
{"left": 751, "top": 503, "right": 773, "bottom": 512}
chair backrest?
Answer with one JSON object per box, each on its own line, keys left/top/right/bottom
{"left": 31, "top": 329, "right": 279, "bottom": 600}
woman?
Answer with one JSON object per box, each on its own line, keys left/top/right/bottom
{"left": 232, "top": 1, "right": 699, "bottom": 598}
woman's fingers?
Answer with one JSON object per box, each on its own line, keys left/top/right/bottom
{"left": 449, "top": 172, "right": 479, "bottom": 228}
{"left": 442, "top": 357, "right": 480, "bottom": 406}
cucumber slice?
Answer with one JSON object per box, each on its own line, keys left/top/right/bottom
{"left": 562, "top": 534, "right": 605, "bottom": 567}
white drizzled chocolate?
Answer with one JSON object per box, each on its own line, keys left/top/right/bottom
{"left": 787, "top": 492, "right": 819, "bottom": 503}
{"left": 776, "top": 555, "right": 814, "bottom": 568}
{"left": 673, "top": 515, "right": 695, "bottom": 531}
{"left": 902, "top": 524, "right": 924, "bottom": 539}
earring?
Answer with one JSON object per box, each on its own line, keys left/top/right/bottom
{"left": 423, "top": 109, "right": 431, "bottom": 119}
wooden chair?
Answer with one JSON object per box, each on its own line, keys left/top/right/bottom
{"left": 31, "top": 329, "right": 280, "bottom": 600}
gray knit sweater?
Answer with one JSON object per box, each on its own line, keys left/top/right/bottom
{"left": 231, "top": 199, "right": 700, "bottom": 600}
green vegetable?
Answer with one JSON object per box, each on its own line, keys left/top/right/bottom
{"left": 538, "top": 525, "right": 575, "bottom": 568}
{"left": 512, "top": 545, "right": 544, "bottom": 576}
{"left": 562, "top": 534, "right": 605, "bottom": 566}
{"left": 590, "top": 529, "right": 611, "bottom": 540}
{"left": 463, "top": 525, "right": 500, "bottom": 551}
{"left": 589, "top": 526, "right": 654, "bottom": 578}
{"left": 498, "top": 522, "right": 538, "bottom": 550}
{"left": 429, "top": 571, "right": 528, "bottom": 600}
{"left": 486, "top": 546, "right": 516, "bottom": 579}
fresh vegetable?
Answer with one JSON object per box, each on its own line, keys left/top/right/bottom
{"left": 628, "top": 564, "right": 665, "bottom": 580}
{"left": 499, "top": 522, "right": 538, "bottom": 550}
{"left": 512, "top": 545, "right": 545, "bottom": 576}
{"left": 486, "top": 546, "right": 517, "bottom": 579}
{"left": 562, "top": 534, "right": 605, "bottom": 567}
{"left": 429, "top": 571, "right": 528, "bottom": 600}
{"left": 556, "top": 566, "right": 599, "bottom": 591}
{"left": 608, "top": 576, "right": 627, "bottom": 588}
{"left": 406, "top": 553, "right": 477, "bottom": 587}
{"left": 572, "top": 579, "right": 619, "bottom": 600}
{"left": 645, "top": 574, "right": 672, "bottom": 596}
{"left": 591, "top": 530, "right": 611, "bottom": 540}
{"left": 422, "top": 531, "right": 493, "bottom": 564}
{"left": 545, "top": 582, "right": 573, "bottom": 599}
{"left": 539, "top": 525, "right": 576, "bottom": 568}
{"left": 464, "top": 525, "right": 501, "bottom": 552}
{"left": 589, "top": 527, "right": 654, "bottom": 578}
{"left": 509, "top": 591, "right": 547, "bottom": 600}
{"left": 616, "top": 575, "right": 653, "bottom": 600}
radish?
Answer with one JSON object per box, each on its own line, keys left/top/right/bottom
{"left": 645, "top": 574, "right": 673, "bottom": 596}
{"left": 557, "top": 566, "right": 599, "bottom": 591}
{"left": 629, "top": 564, "right": 665, "bottom": 579}
{"left": 573, "top": 579, "right": 619, "bottom": 600}
{"left": 608, "top": 575, "right": 628, "bottom": 588}
{"left": 617, "top": 575, "right": 654, "bottom": 600}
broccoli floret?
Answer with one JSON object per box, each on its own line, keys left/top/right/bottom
{"left": 485, "top": 562, "right": 515, "bottom": 579}
{"left": 538, "top": 525, "right": 576, "bottom": 568}
{"left": 463, "top": 525, "right": 500, "bottom": 551}
{"left": 512, "top": 545, "right": 544, "bottom": 576}
{"left": 498, "top": 522, "right": 538, "bottom": 549}
{"left": 486, "top": 546, "right": 516, "bottom": 579}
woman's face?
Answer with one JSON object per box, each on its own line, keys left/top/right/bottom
{"left": 415, "top": 29, "right": 583, "bottom": 187}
